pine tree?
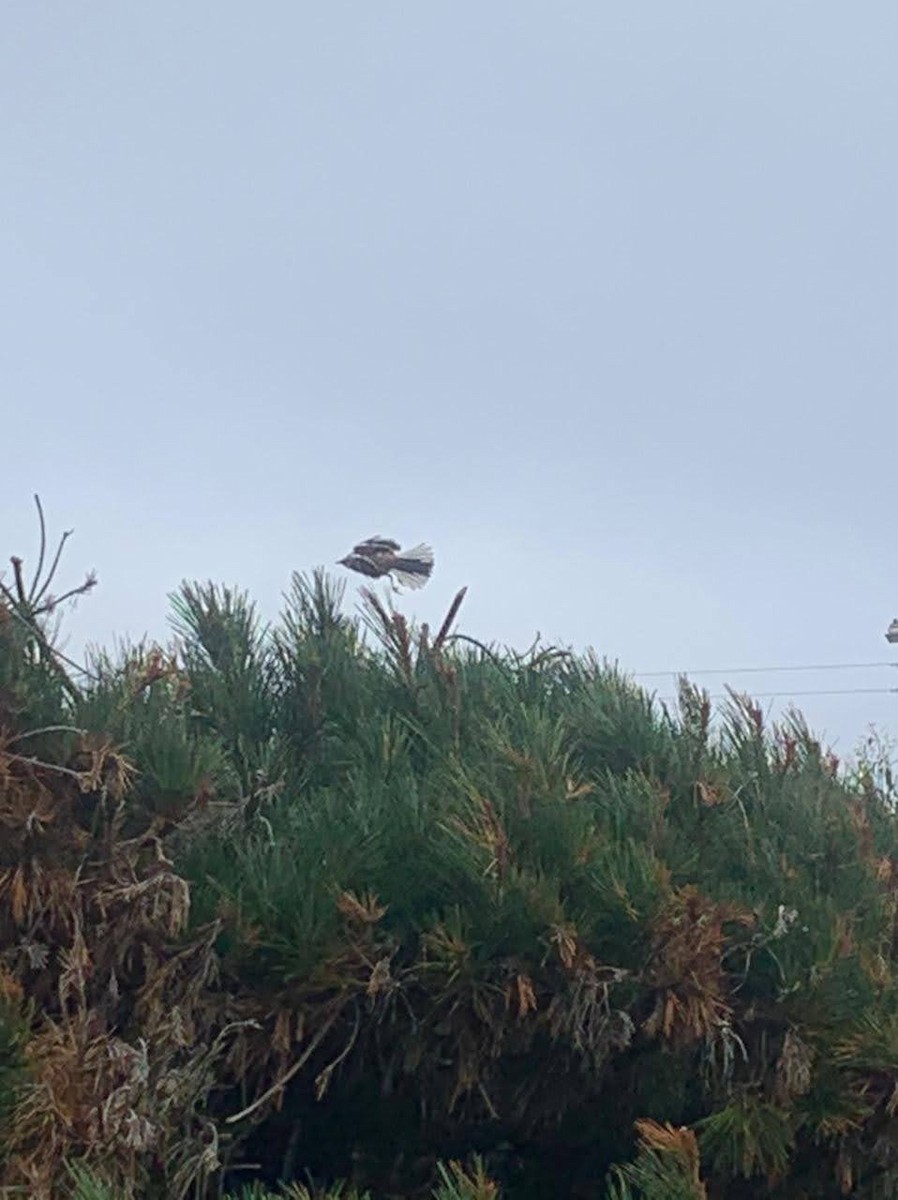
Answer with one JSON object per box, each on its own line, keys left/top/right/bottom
{"left": 3, "top": 501, "right": 898, "bottom": 1196}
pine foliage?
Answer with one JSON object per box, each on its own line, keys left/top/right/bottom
{"left": 1, "top": 501, "right": 898, "bottom": 1196}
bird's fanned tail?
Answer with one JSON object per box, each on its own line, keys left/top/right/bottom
{"left": 390, "top": 543, "right": 434, "bottom": 589}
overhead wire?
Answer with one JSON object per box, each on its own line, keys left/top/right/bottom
{"left": 656, "top": 686, "right": 898, "bottom": 703}
{"left": 627, "top": 660, "right": 898, "bottom": 705}
{"left": 634, "top": 661, "right": 898, "bottom": 678}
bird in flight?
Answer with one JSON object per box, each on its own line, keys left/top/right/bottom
{"left": 338, "top": 536, "right": 434, "bottom": 591}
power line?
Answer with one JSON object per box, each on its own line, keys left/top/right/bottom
{"left": 656, "top": 686, "right": 898, "bottom": 703}
{"left": 636, "top": 661, "right": 897, "bottom": 679}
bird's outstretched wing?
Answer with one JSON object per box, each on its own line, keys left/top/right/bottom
{"left": 354, "top": 535, "right": 401, "bottom": 555}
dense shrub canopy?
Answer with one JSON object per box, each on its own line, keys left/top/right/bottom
{"left": 1, "top": 516, "right": 898, "bottom": 1198}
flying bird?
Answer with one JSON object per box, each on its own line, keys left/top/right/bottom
{"left": 338, "top": 536, "right": 434, "bottom": 590}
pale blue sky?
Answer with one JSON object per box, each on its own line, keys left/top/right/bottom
{"left": 2, "top": 3, "right": 897, "bottom": 753}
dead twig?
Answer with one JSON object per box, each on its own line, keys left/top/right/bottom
{"left": 32, "top": 571, "right": 98, "bottom": 616}
{"left": 442, "top": 632, "right": 505, "bottom": 668}
{"left": 4, "top": 725, "right": 88, "bottom": 744}
{"left": 314, "top": 1005, "right": 361, "bottom": 1099}
{"left": 1, "top": 750, "right": 90, "bottom": 784}
{"left": 28, "top": 493, "right": 48, "bottom": 604}
{"left": 32, "top": 527, "right": 74, "bottom": 608}
{"left": 225, "top": 1009, "right": 341, "bottom": 1124}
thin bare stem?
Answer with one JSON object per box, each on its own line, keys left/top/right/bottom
{"left": 4, "top": 725, "right": 87, "bottom": 744}
{"left": 522, "top": 631, "right": 542, "bottom": 658}
{"left": 33, "top": 572, "right": 98, "bottom": 616}
{"left": 28, "top": 494, "right": 47, "bottom": 603}
{"left": 46, "top": 643, "right": 99, "bottom": 682}
{"left": 0, "top": 751, "right": 88, "bottom": 782}
{"left": 314, "top": 1005, "right": 361, "bottom": 1098}
{"left": 225, "top": 1010, "right": 341, "bottom": 1124}
{"left": 442, "top": 632, "right": 505, "bottom": 668}
{"left": 32, "top": 528, "right": 74, "bottom": 607}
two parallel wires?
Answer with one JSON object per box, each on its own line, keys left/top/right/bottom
{"left": 631, "top": 661, "right": 898, "bottom": 703}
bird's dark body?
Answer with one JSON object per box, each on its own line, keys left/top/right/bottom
{"left": 340, "top": 553, "right": 384, "bottom": 579}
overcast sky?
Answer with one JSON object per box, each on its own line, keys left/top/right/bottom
{"left": 2, "top": 3, "right": 897, "bottom": 756}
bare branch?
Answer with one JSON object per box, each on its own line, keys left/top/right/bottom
{"left": 32, "top": 528, "right": 74, "bottom": 607}
{"left": 226, "top": 1009, "right": 341, "bottom": 1124}
{"left": 314, "top": 1005, "right": 361, "bottom": 1099}
{"left": 4, "top": 725, "right": 88, "bottom": 745}
{"left": 28, "top": 493, "right": 47, "bottom": 603}
{"left": 0, "top": 750, "right": 88, "bottom": 783}
{"left": 33, "top": 571, "right": 98, "bottom": 617}
{"left": 441, "top": 632, "right": 505, "bottom": 668}
{"left": 45, "top": 641, "right": 99, "bottom": 682}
